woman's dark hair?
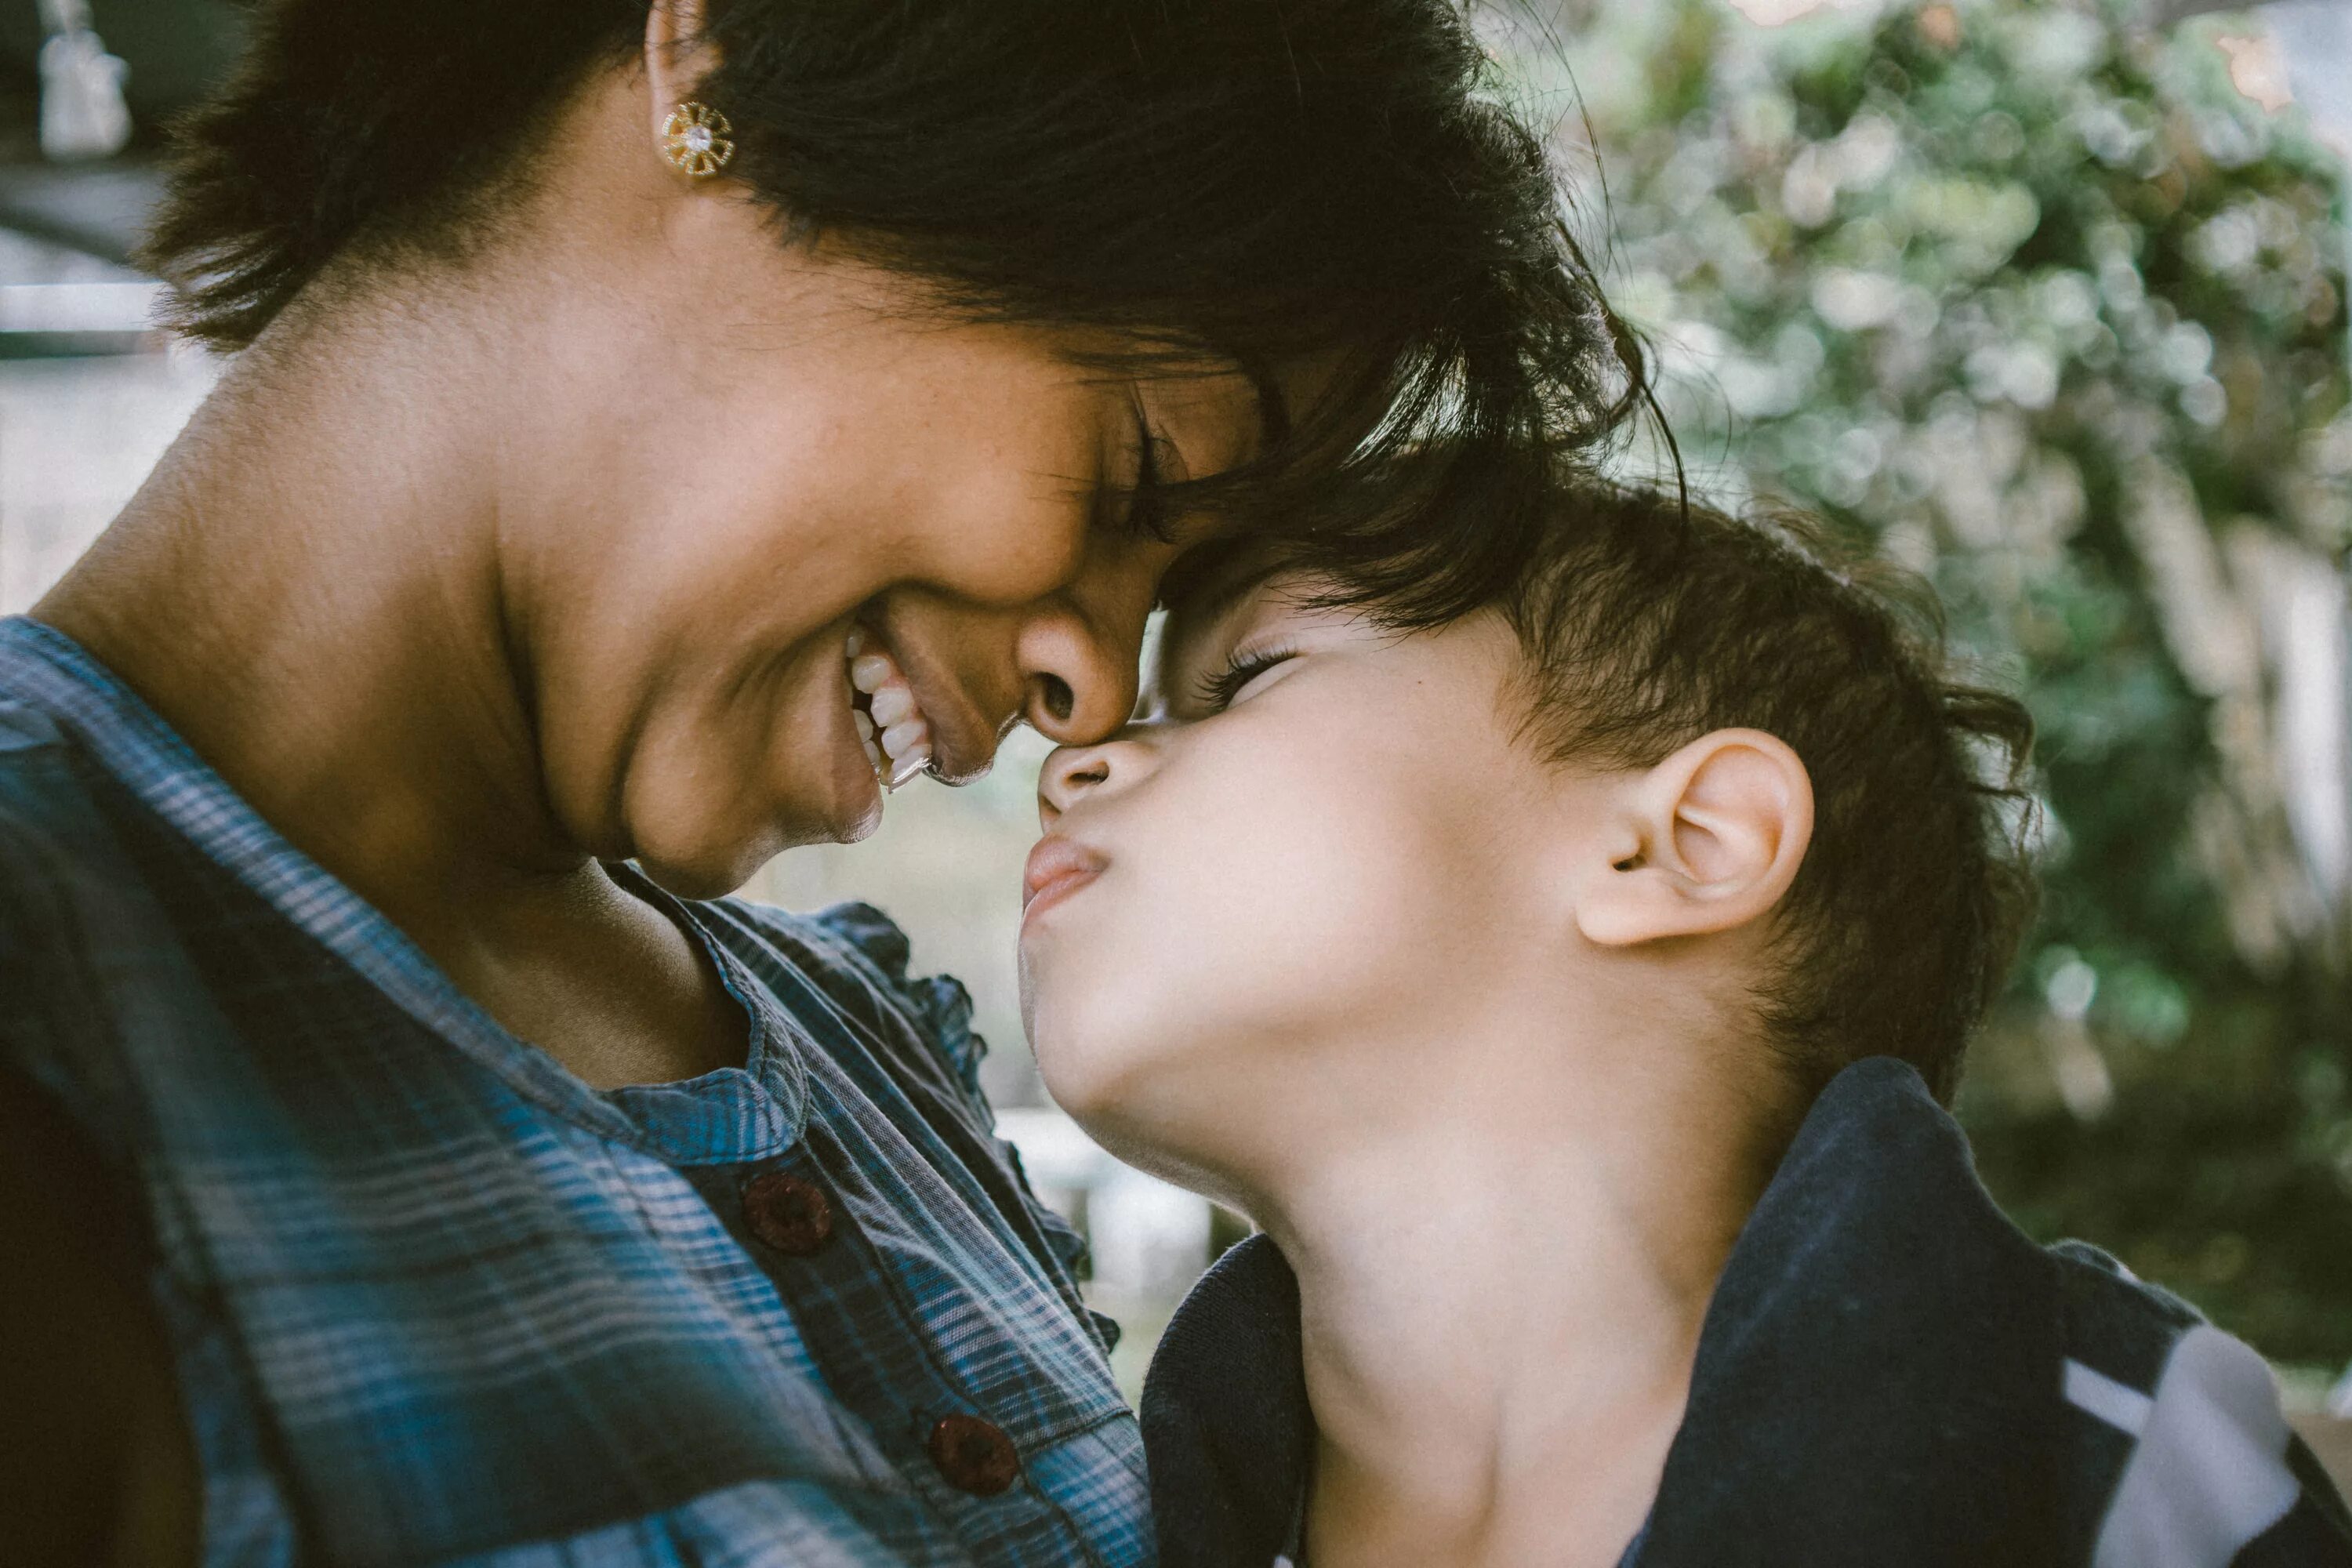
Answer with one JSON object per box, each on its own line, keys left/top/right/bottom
{"left": 141, "top": 0, "right": 1646, "bottom": 608}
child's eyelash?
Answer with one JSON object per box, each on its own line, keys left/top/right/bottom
{"left": 1192, "top": 644, "right": 1298, "bottom": 712}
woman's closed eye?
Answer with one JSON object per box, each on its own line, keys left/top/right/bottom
{"left": 1191, "top": 644, "right": 1298, "bottom": 713}
{"left": 1120, "top": 409, "right": 1180, "bottom": 544}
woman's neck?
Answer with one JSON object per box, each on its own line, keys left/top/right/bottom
{"left": 32, "top": 288, "right": 753, "bottom": 1090}
{"left": 34, "top": 278, "right": 579, "bottom": 913}
{"left": 1258, "top": 1023, "right": 1776, "bottom": 1568}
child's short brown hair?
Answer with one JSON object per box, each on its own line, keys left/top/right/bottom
{"left": 1292, "top": 474, "right": 2040, "bottom": 1105}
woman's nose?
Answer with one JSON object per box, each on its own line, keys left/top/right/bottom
{"left": 1036, "top": 736, "right": 1152, "bottom": 828}
{"left": 1014, "top": 565, "right": 1159, "bottom": 746}
{"left": 1020, "top": 626, "right": 1135, "bottom": 746}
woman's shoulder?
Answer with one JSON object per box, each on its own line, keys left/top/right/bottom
{"left": 0, "top": 693, "right": 103, "bottom": 861}
{"left": 0, "top": 696, "right": 156, "bottom": 1080}
{"left": 0, "top": 689, "right": 172, "bottom": 909}
{"left": 0, "top": 703, "right": 206, "bottom": 1562}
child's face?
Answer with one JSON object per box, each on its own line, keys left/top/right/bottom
{"left": 1018, "top": 567, "right": 1617, "bottom": 1193}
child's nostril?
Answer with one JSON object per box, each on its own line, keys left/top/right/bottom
{"left": 1040, "top": 675, "right": 1075, "bottom": 724}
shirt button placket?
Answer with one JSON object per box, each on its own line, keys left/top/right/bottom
{"left": 740, "top": 1169, "right": 835, "bottom": 1257}
{"left": 737, "top": 1166, "right": 1022, "bottom": 1506}
{"left": 927, "top": 1414, "right": 1020, "bottom": 1497}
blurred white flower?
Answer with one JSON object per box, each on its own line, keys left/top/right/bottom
{"left": 1781, "top": 144, "right": 1839, "bottom": 227}
{"left": 2004, "top": 344, "right": 2061, "bottom": 410}
{"left": 1726, "top": 0, "right": 1848, "bottom": 26}
{"left": 2046, "top": 956, "right": 2099, "bottom": 1022}
{"left": 2005, "top": 9, "right": 2107, "bottom": 82}
{"left": 1812, "top": 268, "right": 1905, "bottom": 330}
{"left": 1831, "top": 114, "right": 1904, "bottom": 192}
{"left": 2033, "top": 270, "right": 2100, "bottom": 330}
{"left": 2160, "top": 320, "right": 2216, "bottom": 384}
{"left": 2192, "top": 206, "right": 2263, "bottom": 278}
{"left": 2182, "top": 376, "right": 2230, "bottom": 428}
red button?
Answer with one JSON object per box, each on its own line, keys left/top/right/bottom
{"left": 741, "top": 1171, "right": 834, "bottom": 1256}
{"left": 927, "top": 1414, "right": 1018, "bottom": 1496}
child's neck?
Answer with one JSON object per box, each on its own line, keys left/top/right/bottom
{"left": 1257, "top": 1019, "right": 1780, "bottom": 1568}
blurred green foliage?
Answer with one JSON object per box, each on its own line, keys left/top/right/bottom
{"left": 1524, "top": 0, "right": 2352, "bottom": 1358}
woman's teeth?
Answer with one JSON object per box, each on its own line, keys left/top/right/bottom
{"left": 845, "top": 630, "right": 933, "bottom": 789}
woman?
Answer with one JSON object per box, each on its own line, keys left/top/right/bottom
{"left": 0, "top": 1, "right": 1632, "bottom": 1563}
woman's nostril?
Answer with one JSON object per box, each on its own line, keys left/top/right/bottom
{"left": 1040, "top": 675, "right": 1075, "bottom": 725}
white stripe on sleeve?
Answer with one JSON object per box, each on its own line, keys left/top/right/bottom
{"left": 2089, "top": 1325, "right": 2303, "bottom": 1568}
{"left": 2068, "top": 1358, "right": 2155, "bottom": 1437}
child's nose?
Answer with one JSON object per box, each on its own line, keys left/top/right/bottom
{"left": 1036, "top": 736, "right": 1152, "bottom": 828}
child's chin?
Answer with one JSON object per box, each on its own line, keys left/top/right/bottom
{"left": 1035, "top": 1034, "right": 1158, "bottom": 1137}
{"left": 1030, "top": 1037, "right": 1120, "bottom": 1125}
{"left": 1035, "top": 1045, "right": 1216, "bottom": 1177}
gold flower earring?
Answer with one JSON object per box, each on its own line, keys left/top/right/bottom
{"left": 661, "top": 101, "right": 735, "bottom": 180}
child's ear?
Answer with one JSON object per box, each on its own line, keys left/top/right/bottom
{"left": 1575, "top": 729, "right": 1814, "bottom": 949}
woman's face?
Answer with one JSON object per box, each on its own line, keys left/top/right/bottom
{"left": 506, "top": 199, "right": 1271, "bottom": 897}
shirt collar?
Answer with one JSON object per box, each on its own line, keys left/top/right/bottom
{"left": 1141, "top": 1056, "right": 2070, "bottom": 1567}
{"left": 0, "top": 615, "right": 808, "bottom": 1163}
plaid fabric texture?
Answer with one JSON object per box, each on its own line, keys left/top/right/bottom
{"left": 0, "top": 616, "right": 1147, "bottom": 1568}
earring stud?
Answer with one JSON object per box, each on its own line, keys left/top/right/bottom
{"left": 661, "top": 100, "right": 735, "bottom": 180}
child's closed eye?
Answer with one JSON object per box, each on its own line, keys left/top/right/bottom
{"left": 1192, "top": 644, "right": 1299, "bottom": 713}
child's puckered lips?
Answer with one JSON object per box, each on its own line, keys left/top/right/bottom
{"left": 1023, "top": 835, "right": 1109, "bottom": 920}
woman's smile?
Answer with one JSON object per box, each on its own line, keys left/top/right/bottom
{"left": 844, "top": 625, "right": 935, "bottom": 788}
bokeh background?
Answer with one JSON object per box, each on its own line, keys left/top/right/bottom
{"left": 0, "top": 0, "right": 2345, "bottom": 1451}
{"left": 1517, "top": 0, "right": 2352, "bottom": 1376}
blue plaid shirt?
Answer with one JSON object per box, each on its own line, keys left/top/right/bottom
{"left": 0, "top": 615, "right": 1149, "bottom": 1567}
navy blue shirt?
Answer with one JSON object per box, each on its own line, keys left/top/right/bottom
{"left": 1143, "top": 1058, "right": 2352, "bottom": 1568}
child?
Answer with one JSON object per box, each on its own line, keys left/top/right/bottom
{"left": 1015, "top": 477, "right": 2352, "bottom": 1568}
